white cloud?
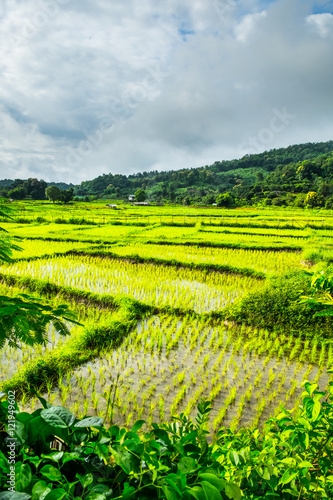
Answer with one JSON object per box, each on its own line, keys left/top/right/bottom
{"left": 306, "top": 13, "right": 333, "bottom": 37}
{"left": 0, "top": 0, "right": 332, "bottom": 183}
{"left": 234, "top": 11, "right": 267, "bottom": 42}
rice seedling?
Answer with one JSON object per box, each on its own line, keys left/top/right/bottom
{"left": 2, "top": 216, "right": 332, "bottom": 433}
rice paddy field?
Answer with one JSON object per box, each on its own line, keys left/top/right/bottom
{"left": 1, "top": 201, "right": 333, "bottom": 433}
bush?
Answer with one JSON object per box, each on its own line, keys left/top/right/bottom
{"left": 15, "top": 218, "right": 32, "bottom": 224}
{"left": 36, "top": 216, "right": 47, "bottom": 223}
{"left": 301, "top": 248, "right": 324, "bottom": 265}
{"left": 223, "top": 271, "right": 333, "bottom": 336}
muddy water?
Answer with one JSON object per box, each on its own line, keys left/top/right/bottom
{"left": 26, "top": 317, "right": 331, "bottom": 431}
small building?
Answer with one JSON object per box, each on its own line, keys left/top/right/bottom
{"left": 107, "top": 204, "right": 117, "bottom": 209}
{"left": 133, "top": 202, "right": 149, "bottom": 206}
{"left": 128, "top": 194, "right": 135, "bottom": 202}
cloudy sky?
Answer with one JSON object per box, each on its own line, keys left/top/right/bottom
{"left": 0, "top": 0, "right": 332, "bottom": 183}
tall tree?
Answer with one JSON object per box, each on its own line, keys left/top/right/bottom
{"left": 45, "top": 185, "right": 61, "bottom": 203}
{"left": 60, "top": 187, "right": 74, "bottom": 204}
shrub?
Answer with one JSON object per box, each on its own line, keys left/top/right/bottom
{"left": 223, "top": 271, "right": 333, "bottom": 336}
{"left": 36, "top": 216, "right": 47, "bottom": 223}
{"left": 301, "top": 248, "right": 324, "bottom": 265}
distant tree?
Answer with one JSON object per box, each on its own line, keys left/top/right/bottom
{"left": 318, "top": 181, "right": 333, "bottom": 198}
{"left": 216, "top": 192, "right": 234, "bottom": 207}
{"left": 169, "top": 190, "right": 176, "bottom": 202}
{"left": 7, "top": 186, "right": 26, "bottom": 200}
{"left": 24, "top": 178, "right": 47, "bottom": 200}
{"left": 59, "top": 188, "right": 74, "bottom": 204}
{"left": 203, "top": 194, "right": 216, "bottom": 205}
{"left": 45, "top": 185, "right": 61, "bottom": 203}
{"left": 305, "top": 191, "right": 325, "bottom": 208}
{"left": 255, "top": 171, "right": 264, "bottom": 182}
{"left": 135, "top": 189, "right": 147, "bottom": 202}
{"left": 272, "top": 197, "right": 287, "bottom": 206}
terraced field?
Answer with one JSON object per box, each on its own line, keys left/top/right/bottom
{"left": 1, "top": 205, "right": 332, "bottom": 432}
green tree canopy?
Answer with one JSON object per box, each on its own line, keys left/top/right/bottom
{"left": 45, "top": 185, "right": 61, "bottom": 203}
{"left": 135, "top": 189, "right": 147, "bottom": 202}
{"left": 59, "top": 187, "right": 74, "bottom": 204}
{"left": 305, "top": 191, "right": 325, "bottom": 208}
{"left": 216, "top": 192, "right": 235, "bottom": 207}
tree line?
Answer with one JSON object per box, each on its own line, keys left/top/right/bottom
{"left": 1, "top": 140, "right": 333, "bottom": 207}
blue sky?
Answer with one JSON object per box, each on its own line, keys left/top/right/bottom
{"left": 0, "top": 0, "right": 332, "bottom": 183}
{"left": 312, "top": 1, "right": 333, "bottom": 14}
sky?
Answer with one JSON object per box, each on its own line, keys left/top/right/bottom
{"left": 0, "top": 0, "right": 332, "bottom": 184}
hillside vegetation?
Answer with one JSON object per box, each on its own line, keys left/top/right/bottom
{"left": 74, "top": 140, "right": 333, "bottom": 206}
{"left": 1, "top": 140, "right": 333, "bottom": 207}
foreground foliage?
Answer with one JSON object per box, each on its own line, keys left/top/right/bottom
{"left": 1, "top": 379, "right": 333, "bottom": 499}
{"left": 301, "top": 267, "right": 333, "bottom": 317}
{"left": 0, "top": 293, "right": 78, "bottom": 349}
{"left": 0, "top": 199, "right": 79, "bottom": 348}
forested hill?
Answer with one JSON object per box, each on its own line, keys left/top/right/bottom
{"left": 74, "top": 140, "right": 333, "bottom": 207}
{"left": 1, "top": 140, "right": 333, "bottom": 207}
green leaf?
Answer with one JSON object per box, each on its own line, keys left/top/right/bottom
{"left": 130, "top": 420, "right": 145, "bottom": 433}
{"left": 32, "top": 481, "right": 52, "bottom": 500}
{"left": 16, "top": 463, "right": 32, "bottom": 492}
{"left": 62, "top": 451, "right": 82, "bottom": 464}
{"left": 85, "top": 495, "right": 107, "bottom": 500}
{"left": 0, "top": 494, "right": 31, "bottom": 500}
{"left": 164, "top": 476, "right": 183, "bottom": 496}
{"left": 82, "top": 473, "right": 94, "bottom": 489}
{"left": 40, "top": 465, "right": 62, "bottom": 482}
{"left": 199, "top": 473, "right": 225, "bottom": 491}
{"left": 312, "top": 401, "right": 321, "bottom": 421}
{"left": 178, "top": 457, "right": 197, "bottom": 474}
{"left": 188, "top": 486, "right": 206, "bottom": 500}
{"left": 298, "top": 461, "right": 312, "bottom": 469}
{"left": 225, "top": 482, "right": 242, "bottom": 500}
{"left": 120, "top": 482, "right": 136, "bottom": 499}
{"left": 201, "top": 481, "right": 223, "bottom": 500}
{"left": 110, "top": 447, "right": 139, "bottom": 474}
{"left": 262, "top": 468, "right": 270, "bottom": 480}
{"left": 228, "top": 451, "right": 240, "bottom": 466}
{"left": 41, "top": 452, "right": 64, "bottom": 463}
{"left": 74, "top": 416, "right": 103, "bottom": 428}
{"left": 41, "top": 406, "right": 75, "bottom": 429}
{"left": 162, "top": 486, "right": 182, "bottom": 500}
{"left": 85, "top": 485, "right": 110, "bottom": 497}
{"left": 44, "top": 490, "right": 67, "bottom": 500}
{"left": 280, "top": 468, "right": 298, "bottom": 485}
